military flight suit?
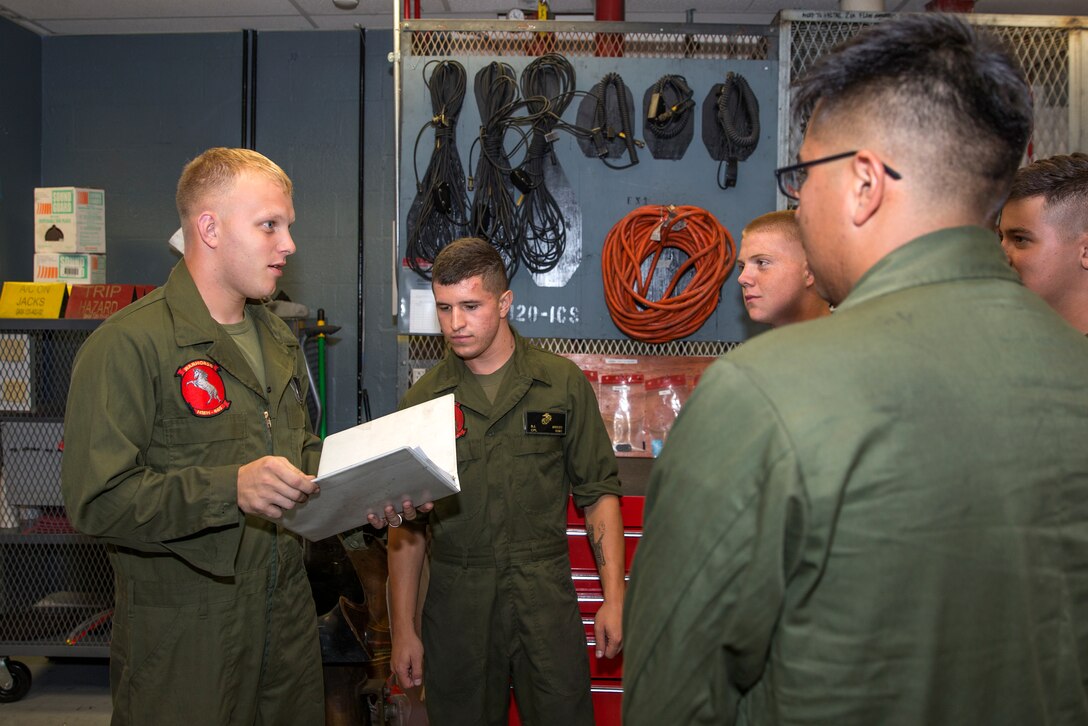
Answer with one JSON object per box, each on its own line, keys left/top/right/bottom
{"left": 623, "top": 227, "right": 1088, "bottom": 725}
{"left": 401, "top": 329, "right": 620, "bottom": 725}
{"left": 61, "top": 261, "right": 324, "bottom": 726}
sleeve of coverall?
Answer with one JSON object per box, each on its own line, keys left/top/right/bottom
{"left": 566, "top": 367, "right": 622, "bottom": 508}
{"left": 621, "top": 359, "right": 808, "bottom": 726}
{"left": 60, "top": 323, "right": 245, "bottom": 577}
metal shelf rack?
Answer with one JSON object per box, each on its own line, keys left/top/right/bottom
{"left": 0, "top": 319, "right": 111, "bottom": 702}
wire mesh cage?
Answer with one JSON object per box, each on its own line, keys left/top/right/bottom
{"left": 777, "top": 11, "right": 1081, "bottom": 187}
{"left": 402, "top": 20, "right": 773, "bottom": 61}
{"left": 398, "top": 334, "right": 739, "bottom": 400}
{"left": 0, "top": 321, "right": 112, "bottom": 658}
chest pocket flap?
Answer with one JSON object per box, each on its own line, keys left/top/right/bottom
{"left": 164, "top": 413, "right": 246, "bottom": 445}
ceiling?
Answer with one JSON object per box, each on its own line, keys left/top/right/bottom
{"left": 0, "top": 0, "right": 1083, "bottom": 36}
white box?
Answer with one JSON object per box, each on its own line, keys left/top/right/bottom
{"left": 34, "top": 253, "right": 106, "bottom": 284}
{"left": 0, "top": 422, "right": 64, "bottom": 506}
{"left": 34, "top": 187, "right": 106, "bottom": 253}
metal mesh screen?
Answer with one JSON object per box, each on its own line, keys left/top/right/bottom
{"left": 780, "top": 14, "right": 1074, "bottom": 169}
{"left": 405, "top": 334, "right": 737, "bottom": 363}
{"left": 403, "top": 21, "right": 772, "bottom": 60}
{"left": 0, "top": 323, "right": 112, "bottom": 656}
{"left": 401, "top": 335, "right": 738, "bottom": 393}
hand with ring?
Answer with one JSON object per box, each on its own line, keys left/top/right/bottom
{"left": 367, "top": 499, "right": 435, "bottom": 530}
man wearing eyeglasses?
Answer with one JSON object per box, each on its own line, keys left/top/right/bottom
{"left": 624, "top": 14, "right": 1088, "bottom": 726}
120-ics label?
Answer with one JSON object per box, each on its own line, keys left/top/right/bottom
{"left": 511, "top": 304, "right": 579, "bottom": 325}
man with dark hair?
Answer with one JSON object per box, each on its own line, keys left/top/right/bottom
{"left": 736, "top": 209, "right": 830, "bottom": 327}
{"left": 388, "top": 237, "right": 624, "bottom": 725}
{"left": 625, "top": 15, "right": 1088, "bottom": 725}
{"left": 999, "top": 152, "right": 1088, "bottom": 333}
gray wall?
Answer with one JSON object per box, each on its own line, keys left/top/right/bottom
{"left": 255, "top": 30, "right": 365, "bottom": 430}
{"left": 360, "top": 32, "right": 401, "bottom": 421}
{"left": 0, "top": 20, "right": 42, "bottom": 283}
{"left": 41, "top": 33, "right": 242, "bottom": 284}
{"left": 26, "top": 28, "right": 393, "bottom": 435}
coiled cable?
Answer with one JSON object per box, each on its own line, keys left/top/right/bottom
{"left": 469, "top": 61, "right": 524, "bottom": 279}
{"left": 645, "top": 74, "right": 695, "bottom": 142}
{"left": 405, "top": 60, "right": 471, "bottom": 279}
{"left": 514, "top": 54, "right": 577, "bottom": 274}
{"left": 601, "top": 205, "right": 736, "bottom": 344}
{"left": 716, "top": 72, "right": 759, "bottom": 189}
{"left": 586, "top": 72, "right": 639, "bottom": 170}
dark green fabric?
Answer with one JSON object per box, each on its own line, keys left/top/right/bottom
{"left": 61, "top": 260, "right": 323, "bottom": 726}
{"left": 401, "top": 329, "right": 620, "bottom": 725}
{"left": 623, "top": 227, "right": 1088, "bottom": 726}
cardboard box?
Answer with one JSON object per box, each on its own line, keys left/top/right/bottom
{"left": 34, "top": 187, "right": 106, "bottom": 253}
{"left": 34, "top": 253, "right": 106, "bottom": 284}
{"left": 0, "top": 422, "right": 64, "bottom": 506}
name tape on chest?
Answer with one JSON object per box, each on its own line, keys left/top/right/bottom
{"left": 524, "top": 411, "right": 566, "bottom": 436}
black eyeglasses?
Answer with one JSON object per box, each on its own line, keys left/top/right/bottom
{"left": 774, "top": 150, "right": 903, "bottom": 202}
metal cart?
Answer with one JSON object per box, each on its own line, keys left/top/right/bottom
{"left": 0, "top": 318, "right": 111, "bottom": 702}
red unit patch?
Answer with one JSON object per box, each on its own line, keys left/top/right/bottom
{"left": 177, "top": 360, "right": 231, "bottom": 417}
{"left": 454, "top": 401, "right": 467, "bottom": 439}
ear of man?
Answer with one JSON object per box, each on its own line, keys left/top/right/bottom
{"left": 849, "top": 149, "right": 893, "bottom": 229}
{"left": 196, "top": 211, "right": 219, "bottom": 249}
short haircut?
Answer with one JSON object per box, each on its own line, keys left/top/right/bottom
{"left": 742, "top": 210, "right": 801, "bottom": 245}
{"left": 792, "top": 14, "right": 1032, "bottom": 220}
{"left": 431, "top": 237, "right": 509, "bottom": 295}
{"left": 1008, "top": 152, "right": 1088, "bottom": 205}
{"left": 1009, "top": 152, "right": 1088, "bottom": 239}
{"left": 176, "top": 148, "right": 292, "bottom": 221}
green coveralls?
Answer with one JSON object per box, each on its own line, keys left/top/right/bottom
{"left": 623, "top": 228, "right": 1088, "bottom": 725}
{"left": 61, "top": 261, "right": 324, "bottom": 726}
{"left": 401, "top": 329, "right": 620, "bottom": 726}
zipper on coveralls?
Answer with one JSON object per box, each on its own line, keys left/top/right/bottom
{"left": 262, "top": 409, "right": 274, "bottom": 454}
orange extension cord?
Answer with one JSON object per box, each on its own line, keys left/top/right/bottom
{"left": 601, "top": 204, "right": 736, "bottom": 344}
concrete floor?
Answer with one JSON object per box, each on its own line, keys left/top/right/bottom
{"left": 1, "top": 656, "right": 112, "bottom": 725}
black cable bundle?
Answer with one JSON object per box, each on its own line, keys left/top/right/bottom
{"left": 711, "top": 72, "right": 760, "bottom": 189}
{"left": 512, "top": 54, "right": 577, "bottom": 274}
{"left": 643, "top": 74, "right": 696, "bottom": 160}
{"left": 405, "top": 60, "right": 471, "bottom": 279}
{"left": 575, "top": 72, "right": 640, "bottom": 170}
{"left": 469, "top": 61, "right": 523, "bottom": 280}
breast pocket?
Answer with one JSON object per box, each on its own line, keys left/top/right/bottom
{"left": 511, "top": 435, "right": 565, "bottom": 516}
{"left": 431, "top": 437, "right": 486, "bottom": 525}
{"left": 164, "top": 413, "right": 248, "bottom": 469}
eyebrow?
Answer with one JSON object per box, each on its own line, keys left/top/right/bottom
{"left": 1000, "top": 225, "right": 1032, "bottom": 236}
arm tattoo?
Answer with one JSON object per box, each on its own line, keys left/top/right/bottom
{"left": 587, "top": 522, "right": 606, "bottom": 570}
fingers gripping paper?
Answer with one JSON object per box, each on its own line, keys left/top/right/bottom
{"left": 281, "top": 394, "right": 460, "bottom": 541}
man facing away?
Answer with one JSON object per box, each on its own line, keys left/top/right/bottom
{"left": 388, "top": 237, "right": 624, "bottom": 725}
{"left": 623, "top": 15, "right": 1088, "bottom": 726}
{"left": 736, "top": 209, "right": 830, "bottom": 327}
{"left": 60, "top": 148, "right": 409, "bottom": 726}
{"left": 999, "top": 152, "right": 1088, "bottom": 333}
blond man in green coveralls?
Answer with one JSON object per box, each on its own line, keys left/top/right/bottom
{"left": 60, "top": 148, "right": 412, "bottom": 726}
{"left": 388, "top": 237, "right": 625, "bottom": 725}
